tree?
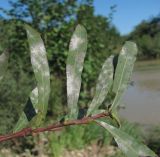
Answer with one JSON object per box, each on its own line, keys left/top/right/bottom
{"left": 128, "top": 16, "right": 160, "bottom": 59}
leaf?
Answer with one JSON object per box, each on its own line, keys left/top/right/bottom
{"left": 0, "top": 50, "right": 8, "bottom": 82}
{"left": 66, "top": 24, "right": 87, "bottom": 119}
{"left": 30, "top": 87, "right": 39, "bottom": 106}
{"left": 109, "top": 41, "right": 137, "bottom": 112}
{"left": 87, "top": 55, "right": 114, "bottom": 116}
{"left": 25, "top": 24, "right": 50, "bottom": 126}
{"left": 96, "top": 120, "right": 157, "bottom": 157}
{"left": 13, "top": 112, "right": 28, "bottom": 133}
{"left": 91, "top": 109, "right": 106, "bottom": 116}
{"left": 13, "top": 87, "right": 39, "bottom": 132}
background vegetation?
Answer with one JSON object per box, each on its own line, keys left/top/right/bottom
{"left": 0, "top": 0, "right": 160, "bottom": 156}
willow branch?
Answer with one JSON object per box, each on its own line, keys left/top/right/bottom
{"left": 0, "top": 112, "right": 110, "bottom": 142}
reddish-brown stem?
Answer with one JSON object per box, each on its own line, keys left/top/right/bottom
{"left": 0, "top": 112, "right": 109, "bottom": 142}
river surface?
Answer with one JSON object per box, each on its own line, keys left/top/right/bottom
{"left": 119, "top": 65, "right": 160, "bottom": 125}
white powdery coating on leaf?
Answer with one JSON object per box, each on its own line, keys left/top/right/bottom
{"left": 43, "top": 71, "right": 50, "bottom": 77}
{"left": 67, "top": 64, "right": 80, "bottom": 105}
{"left": 31, "top": 58, "right": 41, "bottom": 70}
{"left": 121, "top": 47, "right": 126, "bottom": 55}
{"left": 0, "top": 53, "right": 6, "bottom": 62}
{"left": 109, "top": 73, "right": 113, "bottom": 79}
{"left": 78, "top": 66, "right": 83, "bottom": 73}
{"left": 27, "top": 30, "right": 34, "bottom": 39}
{"left": 116, "top": 139, "right": 129, "bottom": 154}
{"left": 40, "top": 58, "right": 48, "bottom": 66}
{"left": 31, "top": 42, "right": 46, "bottom": 57}
{"left": 35, "top": 108, "right": 39, "bottom": 113}
{"left": 40, "top": 86, "right": 45, "bottom": 92}
{"left": 31, "top": 54, "right": 48, "bottom": 73}
{"left": 107, "top": 124, "right": 115, "bottom": 130}
{"left": 32, "top": 88, "right": 38, "bottom": 97}
{"left": 128, "top": 55, "right": 133, "bottom": 60}
{"left": 76, "top": 51, "right": 86, "bottom": 73}
{"left": 138, "top": 149, "right": 152, "bottom": 156}
{"left": 70, "top": 35, "right": 83, "bottom": 50}
{"left": 67, "top": 67, "right": 74, "bottom": 96}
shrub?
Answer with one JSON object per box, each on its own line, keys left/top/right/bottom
{"left": 0, "top": 24, "right": 157, "bottom": 157}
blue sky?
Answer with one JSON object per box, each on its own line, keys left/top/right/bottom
{"left": 94, "top": 0, "right": 160, "bottom": 35}
{"left": 0, "top": 0, "right": 160, "bottom": 35}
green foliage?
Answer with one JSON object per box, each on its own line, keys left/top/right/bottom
{"left": 129, "top": 16, "right": 160, "bottom": 59}
{"left": 82, "top": 122, "right": 112, "bottom": 145}
{"left": 48, "top": 126, "right": 85, "bottom": 156}
{"left": 0, "top": 1, "right": 157, "bottom": 156}
{"left": 146, "top": 125, "right": 160, "bottom": 155}
{"left": 13, "top": 87, "right": 39, "bottom": 132}
{"left": 120, "top": 121, "right": 143, "bottom": 143}
{"left": 7, "top": 24, "right": 155, "bottom": 156}
{"left": 0, "top": 51, "right": 8, "bottom": 82}
{"left": 0, "top": 0, "right": 122, "bottom": 121}
{"left": 48, "top": 123, "right": 112, "bottom": 157}
{"left": 49, "top": 76, "right": 67, "bottom": 118}
{"left": 0, "top": 69, "right": 33, "bottom": 134}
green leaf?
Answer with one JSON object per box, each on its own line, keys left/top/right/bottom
{"left": 110, "top": 111, "right": 121, "bottom": 127}
{"left": 91, "top": 109, "right": 106, "bottom": 116}
{"left": 0, "top": 50, "right": 8, "bottom": 82}
{"left": 109, "top": 41, "right": 137, "bottom": 112}
{"left": 13, "top": 87, "right": 39, "bottom": 132}
{"left": 25, "top": 24, "right": 50, "bottom": 126}
{"left": 30, "top": 87, "right": 39, "bottom": 106}
{"left": 13, "top": 112, "right": 28, "bottom": 133}
{"left": 87, "top": 55, "right": 114, "bottom": 116}
{"left": 67, "top": 24, "right": 87, "bottom": 119}
{"left": 96, "top": 120, "right": 157, "bottom": 157}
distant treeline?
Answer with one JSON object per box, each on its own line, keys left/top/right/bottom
{"left": 128, "top": 16, "right": 160, "bottom": 59}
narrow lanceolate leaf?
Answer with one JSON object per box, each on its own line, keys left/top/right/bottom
{"left": 87, "top": 55, "right": 114, "bottom": 116}
{"left": 13, "top": 87, "right": 39, "bottom": 132}
{"left": 0, "top": 50, "right": 8, "bottom": 82}
{"left": 67, "top": 24, "right": 87, "bottom": 119}
{"left": 109, "top": 41, "right": 137, "bottom": 112}
{"left": 25, "top": 25, "right": 50, "bottom": 126}
{"left": 96, "top": 121, "right": 157, "bottom": 157}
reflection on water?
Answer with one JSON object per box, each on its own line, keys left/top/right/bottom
{"left": 120, "top": 68, "right": 160, "bottom": 125}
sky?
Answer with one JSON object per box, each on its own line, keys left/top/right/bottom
{"left": 94, "top": 0, "right": 160, "bottom": 35}
{"left": 0, "top": 0, "right": 160, "bottom": 35}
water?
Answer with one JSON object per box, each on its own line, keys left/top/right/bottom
{"left": 120, "top": 66, "right": 160, "bottom": 125}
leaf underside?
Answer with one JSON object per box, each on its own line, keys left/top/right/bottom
{"left": 67, "top": 24, "right": 87, "bottom": 119}
{"left": 110, "top": 41, "right": 138, "bottom": 112}
{"left": 13, "top": 25, "right": 50, "bottom": 131}
{"left": 25, "top": 25, "right": 50, "bottom": 117}
{"left": 87, "top": 55, "right": 114, "bottom": 116}
{"left": 96, "top": 120, "right": 157, "bottom": 157}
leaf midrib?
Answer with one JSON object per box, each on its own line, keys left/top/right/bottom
{"left": 110, "top": 54, "right": 128, "bottom": 111}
